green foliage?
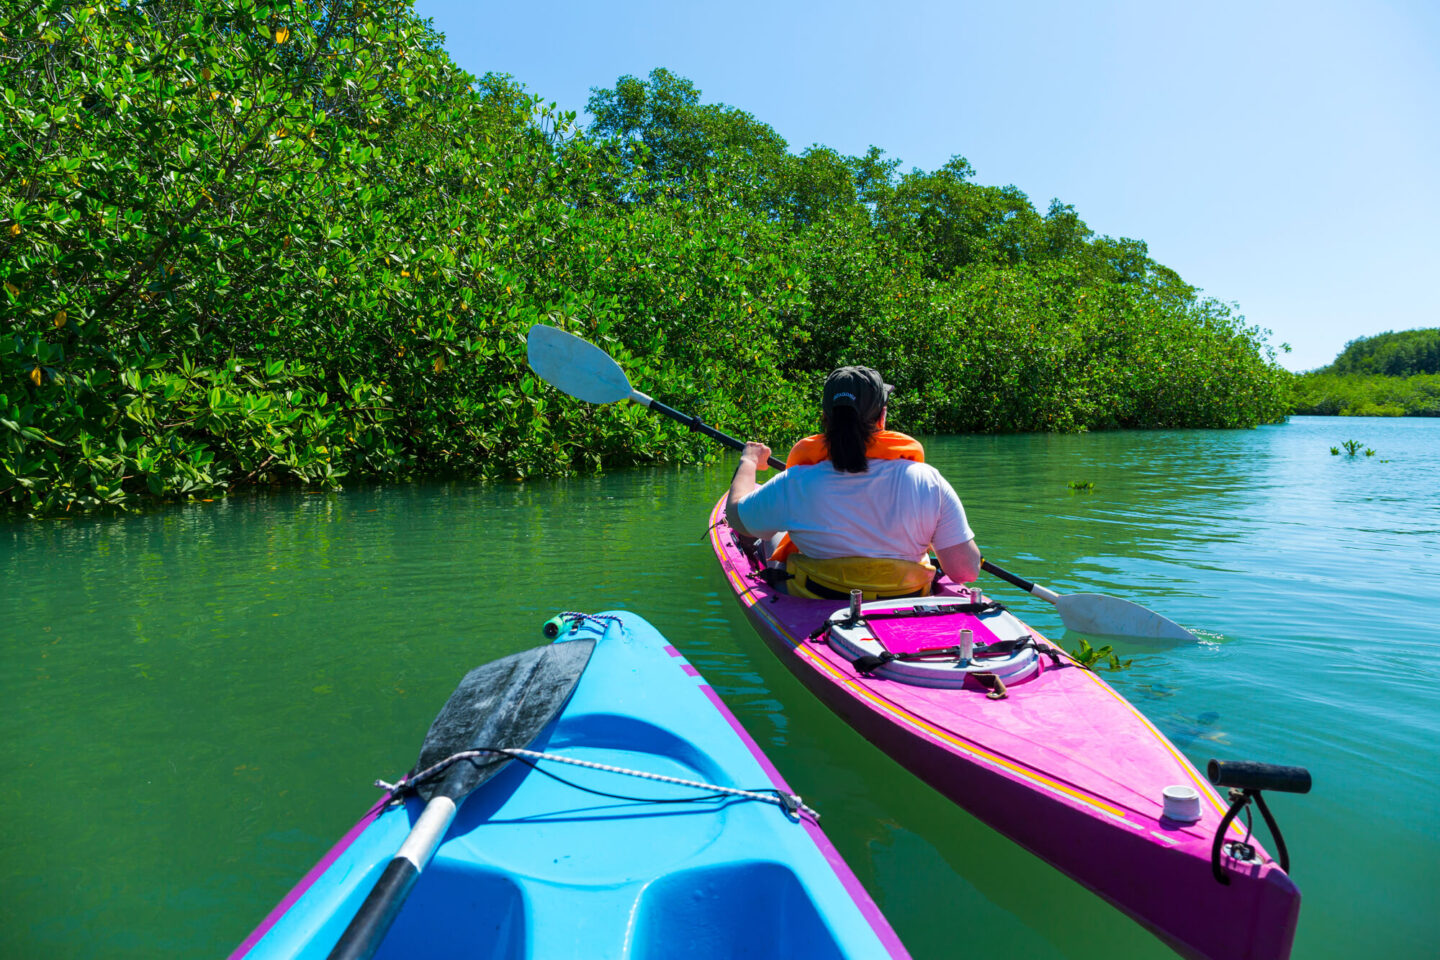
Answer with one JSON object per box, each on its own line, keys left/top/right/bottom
{"left": 3, "top": 20, "right": 1292, "bottom": 516}
{"left": 1340, "top": 439, "right": 1363, "bottom": 455}
{"left": 1291, "top": 372, "right": 1440, "bottom": 417}
{"left": 1067, "top": 480, "right": 1095, "bottom": 491}
{"left": 1068, "top": 637, "right": 1133, "bottom": 671}
{"left": 1324, "top": 328, "right": 1440, "bottom": 377}
{"left": 1292, "top": 329, "right": 1440, "bottom": 418}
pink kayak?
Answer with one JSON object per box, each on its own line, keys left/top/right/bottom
{"left": 708, "top": 495, "right": 1302, "bottom": 960}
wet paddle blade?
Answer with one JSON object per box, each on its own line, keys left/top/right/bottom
{"left": 326, "top": 639, "right": 596, "bottom": 960}
{"left": 526, "top": 324, "right": 633, "bottom": 404}
{"left": 1053, "top": 593, "right": 1198, "bottom": 642}
{"left": 416, "top": 639, "right": 596, "bottom": 802}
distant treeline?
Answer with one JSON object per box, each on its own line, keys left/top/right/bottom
{"left": 2, "top": 0, "right": 1290, "bottom": 516}
{"left": 1291, "top": 329, "right": 1440, "bottom": 416}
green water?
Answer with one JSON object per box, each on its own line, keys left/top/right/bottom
{"left": 3, "top": 416, "right": 1437, "bottom": 959}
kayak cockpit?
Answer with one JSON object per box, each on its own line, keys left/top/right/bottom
{"left": 821, "top": 597, "right": 1046, "bottom": 689}
{"left": 301, "top": 815, "right": 857, "bottom": 960}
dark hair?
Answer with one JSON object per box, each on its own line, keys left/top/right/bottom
{"left": 824, "top": 405, "right": 879, "bottom": 473}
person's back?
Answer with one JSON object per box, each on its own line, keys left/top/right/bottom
{"left": 738, "top": 457, "right": 968, "bottom": 563}
{"left": 724, "top": 366, "right": 981, "bottom": 598}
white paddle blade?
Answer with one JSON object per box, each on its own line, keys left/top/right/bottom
{"left": 1054, "top": 593, "right": 1198, "bottom": 642}
{"left": 526, "top": 324, "right": 633, "bottom": 404}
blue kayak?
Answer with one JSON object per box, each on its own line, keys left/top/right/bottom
{"left": 231, "top": 610, "right": 909, "bottom": 959}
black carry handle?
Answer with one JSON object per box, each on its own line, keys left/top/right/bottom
{"left": 647, "top": 398, "right": 787, "bottom": 470}
{"left": 1208, "top": 759, "right": 1312, "bottom": 794}
{"left": 1207, "top": 758, "right": 1312, "bottom": 884}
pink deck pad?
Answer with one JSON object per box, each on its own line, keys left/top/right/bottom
{"left": 868, "top": 611, "right": 1005, "bottom": 654}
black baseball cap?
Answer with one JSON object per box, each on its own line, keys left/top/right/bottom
{"left": 822, "top": 366, "right": 893, "bottom": 422}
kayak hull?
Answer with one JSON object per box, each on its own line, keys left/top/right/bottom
{"left": 233, "top": 611, "right": 908, "bottom": 959}
{"left": 708, "top": 496, "right": 1300, "bottom": 960}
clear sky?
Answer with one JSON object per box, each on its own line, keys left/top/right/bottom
{"left": 414, "top": 0, "right": 1438, "bottom": 372}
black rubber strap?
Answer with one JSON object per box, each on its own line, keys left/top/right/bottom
{"left": 1252, "top": 791, "right": 1290, "bottom": 874}
{"left": 1210, "top": 791, "right": 1250, "bottom": 885}
{"left": 851, "top": 651, "right": 896, "bottom": 674}
{"left": 808, "top": 601, "right": 1006, "bottom": 642}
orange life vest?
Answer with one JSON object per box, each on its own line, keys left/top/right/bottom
{"left": 768, "top": 431, "right": 926, "bottom": 564}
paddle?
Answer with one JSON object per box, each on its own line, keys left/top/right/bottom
{"left": 979, "top": 560, "right": 1197, "bottom": 641}
{"left": 525, "top": 323, "right": 785, "bottom": 470}
{"left": 526, "top": 323, "right": 1196, "bottom": 641}
{"left": 327, "top": 639, "right": 595, "bottom": 960}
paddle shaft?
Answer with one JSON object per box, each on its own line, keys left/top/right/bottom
{"left": 980, "top": 560, "right": 1060, "bottom": 603}
{"left": 327, "top": 797, "right": 457, "bottom": 960}
{"left": 635, "top": 392, "right": 787, "bottom": 471}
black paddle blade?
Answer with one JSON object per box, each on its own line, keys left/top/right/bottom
{"left": 414, "top": 639, "right": 595, "bottom": 803}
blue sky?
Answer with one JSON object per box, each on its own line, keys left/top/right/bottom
{"left": 415, "top": 0, "right": 1438, "bottom": 371}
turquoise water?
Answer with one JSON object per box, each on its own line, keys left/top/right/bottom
{"left": 2, "top": 416, "right": 1436, "bottom": 958}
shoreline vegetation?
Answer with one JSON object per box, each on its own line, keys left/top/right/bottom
{"left": 1289, "top": 329, "right": 1440, "bottom": 417}
{"left": 1, "top": 1, "right": 1303, "bottom": 516}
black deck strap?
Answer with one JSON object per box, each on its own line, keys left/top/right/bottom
{"left": 733, "top": 532, "right": 765, "bottom": 572}
{"left": 808, "top": 600, "right": 1004, "bottom": 644}
{"left": 759, "top": 566, "right": 794, "bottom": 590}
{"left": 978, "top": 633, "right": 1068, "bottom": 669}
{"left": 981, "top": 634, "right": 1063, "bottom": 664}
{"left": 851, "top": 651, "right": 897, "bottom": 674}
{"left": 857, "top": 600, "right": 1004, "bottom": 620}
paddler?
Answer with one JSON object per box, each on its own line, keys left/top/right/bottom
{"left": 725, "top": 366, "right": 982, "bottom": 600}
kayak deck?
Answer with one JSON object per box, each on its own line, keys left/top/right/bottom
{"left": 708, "top": 495, "right": 1300, "bottom": 960}
{"left": 235, "top": 613, "right": 908, "bottom": 959}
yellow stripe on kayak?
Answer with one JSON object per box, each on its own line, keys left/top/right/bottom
{"left": 1073, "top": 662, "right": 1244, "bottom": 834}
{"left": 709, "top": 539, "right": 1132, "bottom": 824}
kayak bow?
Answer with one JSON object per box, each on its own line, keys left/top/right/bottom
{"left": 232, "top": 611, "right": 910, "bottom": 960}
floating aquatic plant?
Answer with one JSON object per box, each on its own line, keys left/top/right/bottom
{"left": 1069, "top": 637, "right": 1133, "bottom": 671}
{"left": 1340, "top": 439, "right": 1364, "bottom": 455}
{"left": 1067, "top": 480, "right": 1096, "bottom": 491}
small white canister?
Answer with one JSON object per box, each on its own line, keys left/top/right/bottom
{"left": 1161, "top": 785, "right": 1203, "bottom": 822}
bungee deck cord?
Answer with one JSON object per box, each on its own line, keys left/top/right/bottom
{"left": 376, "top": 747, "right": 820, "bottom": 822}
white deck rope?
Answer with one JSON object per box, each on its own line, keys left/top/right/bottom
{"left": 376, "top": 747, "right": 820, "bottom": 821}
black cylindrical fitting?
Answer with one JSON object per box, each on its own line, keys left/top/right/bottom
{"left": 1207, "top": 759, "right": 1312, "bottom": 794}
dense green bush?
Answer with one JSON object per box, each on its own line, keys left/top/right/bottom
{"left": 1291, "top": 329, "right": 1440, "bottom": 416}
{"left": 1323, "top": 328, "right": 1440, "bottom": 377}
{"left": 1291, "top": 372, "right": 1440, "bottom": 417}
{"left": 2, "top": 8, "right": 1291, "bottom": 516}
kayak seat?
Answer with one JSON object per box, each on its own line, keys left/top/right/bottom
{"left": 629, "top": 860, "right": 848, "bottom": 960}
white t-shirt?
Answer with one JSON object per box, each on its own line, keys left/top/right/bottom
{"left": 735, "top": 458, "right": 974, "bottom": 563}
